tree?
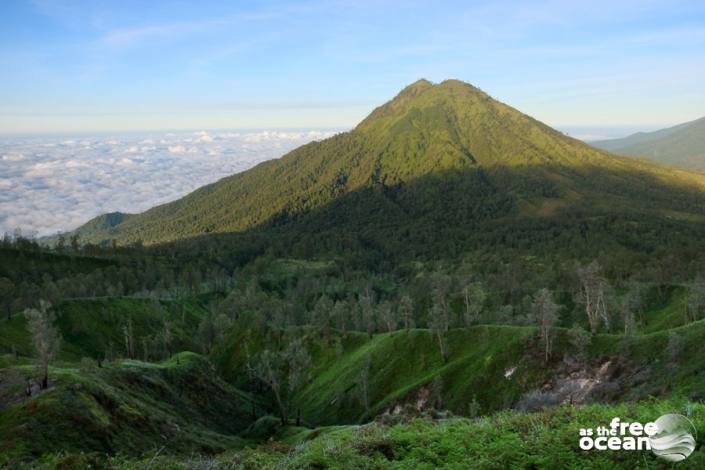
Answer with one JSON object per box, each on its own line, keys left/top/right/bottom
{"left": 359, "top": 287, "right": 376, "bottom": 336}
{"left": 24, "top": 300, "right": 61, "bottom": 389}
{"left": 430, "top": 277, "right": 451, "bottom": 361}
{"left": 429, "top": 302, "right": 450, "bottom": 362}
{"left": 576, "top": 261, "right": 610, "bottom": 333}
{"left": 249, "top": 349, "right": 285, "bottom": 424}
{"left": 617, "top": 281, "right": 642, "bottom": 335}
{"left": 686, "top": 276, "right": 705, "bottom": 322}
{"left": 285, "top": 338, "right": 311, "bottom": 426}
{"left": 398, "top": 295, "right": 414, "bottom": 331}
{"left": 379, "top": 301, "right": 397, "bottom": 333}
{"left": 248, "top": 337, "right": 311, "bottom": 426}
{"left": 462, "top": 282, "right": 486, "bottom": 326}
{"left": 0, "top": 277, "right": 15, "bottom": 321}
{"left": 55, "top": 234, "right": 66, "bottom": 253}
{"left": 69, "top": 233, "right": 80, "bottom": 253}
{"left": 532, "top": 288, "right": 559, "bottom": 362}
{"left": 161, "top": 320, "right": 173, "bottom": 358}
{"left": 122, "top": 318, "right": 135, "bottom": 359}
{"left": 331, "top": 300, "right": 348, "bottom": 333}
{"left": 312, "top": 295, "right": 334, "bottom": 333}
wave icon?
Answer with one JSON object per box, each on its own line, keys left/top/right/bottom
{"left": 649, "top": 414, "right": 697, "bottom": 462}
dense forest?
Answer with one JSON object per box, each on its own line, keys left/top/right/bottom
{"left": 3, "top": 80, "right": 705, "bottom": 468}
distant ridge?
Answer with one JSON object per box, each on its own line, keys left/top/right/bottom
{"left": 591, "top": 116, "right": 705, "bottom": 171}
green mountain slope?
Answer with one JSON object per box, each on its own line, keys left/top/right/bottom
{"left": 213, "top": 315, "right": 705, "bottom": 428}
{"left": 0, "top": 297, "right": 210, "bottom": 362}
{"left": 592, "top": 116, "right": 705, "bottom": 171}
{"left": 0, "top": 353, "right": 256, "bottom": 465}
{"left": 68, "top": 79, "right": 705, "bottom": 248}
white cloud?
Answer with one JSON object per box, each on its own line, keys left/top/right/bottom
{"left": 2, "top": 153, "right": 25, "bottom": 161}
{"left": 167, "top": 144, "right": 187, "bottom": 154}
{"left": 0, "top": 129, "right": 334, "bottom": 236}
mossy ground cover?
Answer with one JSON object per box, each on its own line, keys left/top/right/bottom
{"left": 4, "top": 292, "right": 705, "bottom": 468}
{"left": 216, "top": 306, "right": 705, "bottom": 428}
{"left": 0, "top": 297, "right": 210, "bottom": 360}
{"left": 27, "top": 399, "right": 704, "bottom": 469}
{"left": 0, "top": 352, "right": 257, "bottom": 466}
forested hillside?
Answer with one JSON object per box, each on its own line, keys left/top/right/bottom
{"left": 592, "top": 116, "right": 705, "bottom": 171}
{"left": 65, "top": 80, "right": 705, "bottom": 249}
{"left": 4, "top": 80, "right": 705, "bottom": 468}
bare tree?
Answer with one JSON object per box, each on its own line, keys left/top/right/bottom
{"left": 462, "top": 282, "right": 486, "bottom": 326}
{"left": 285, "top": 338, "right": 311, "bottom": 426}
{"left": 532, "top": 288, "right": 559, "bottom": 362}
{"left": 122, "top": 318, "right": 135, "bottom": 359}
{"left": 429, "top": 302, "right": 450, "bottom": 362}
{"left": 617, "top": 282, "right": 642, "bottom": 336}
{"left": 331, "top": 300, "right": 348, "bottom": 333}
{"left": 686, "top": 276, "right": 705, "bottom": 322}
{"left": 249, "top": 349, "right": 286, "bottom": 424}
{"left": 161, "top": 320, "right": 173, "bottom": 358}
{"left": 359, "top": 287, "right": 376, "bottom": 336}
{"left": 24, "top": 300, "right": 61, "bottom": 389}
{"left": 248, "top": 337, "right": 311, "bottom": 426}
{"left": 576, "top": 261, "right": 610, "bottom": 333}
{"left": 312, "top": 295, "right": 334, "bottom": 333}
{"left": 379, "top": 301, "right": 397, "bottom": 333}
{"left": 399, "top": 295, "right": 414, "bottom": 331}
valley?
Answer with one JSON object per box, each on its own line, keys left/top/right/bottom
{"left": 2, "top": 79, "right": 705, "bottom": 468}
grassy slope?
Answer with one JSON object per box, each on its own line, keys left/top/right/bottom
{"left": 0, "top": 297, "right": 210, "bottom": 361}
{"left": 239, "top": 400, "right": 705, "bottom": 469}
{"left": 2, "top": 286, "right": 704, "bottom": 466}
{"left": 63, "top": 399, "right": 704, "bottom": 469}
{"left": 0, "top": 353, "right": 257, "bottom": 466}
{"left": 215, "top": 306, "right": 705, "bottom": 426}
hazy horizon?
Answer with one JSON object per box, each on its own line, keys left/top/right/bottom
{"left": 0, "top": 129, "right": 335, "bottom": 237}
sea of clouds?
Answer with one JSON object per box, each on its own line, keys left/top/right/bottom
{"left": 0, "top": 130, "right": 335, "bottom": 237}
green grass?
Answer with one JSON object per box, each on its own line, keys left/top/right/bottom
{"left": 32, "top": 398, "right": 705, "bottom": 469}
{"left": 640, "top": 287, "right": 689, "bottom": 333}
{"left": 4, "top": 289, "right": 705, "bottom": 467}
{"left": 215, "top": 324, "right": 566, "bottom": 425}
{"left": 0, "top": 352, "right": 257, "bottom": 466}
{"left": 0, "top": 296, "right": 210, "bottom": 361}
{"left": 254, "top": 399, "right": 705, "bottom": 469}
{"left": 215, "top": 316, "right": 705, "bottom": 428}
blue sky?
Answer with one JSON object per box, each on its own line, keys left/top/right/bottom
{"left": 1, "top": 0, "right": 704, "bottom": 134}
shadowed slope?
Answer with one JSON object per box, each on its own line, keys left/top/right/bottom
{"left": 68, "top": 80, "right": 705, "bottom": 246}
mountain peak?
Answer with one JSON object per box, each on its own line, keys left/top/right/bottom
{"left": 357, "top": 78, "right": 492, "bottom": 131}
{"left": 400, "top": 78, "right": 434, "bottom": 95}
{"left": 65, "top": 79, "right": 705, "bottom": 246}
{"left": 358, "top": 79, "right": 434, "bottom": 126}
